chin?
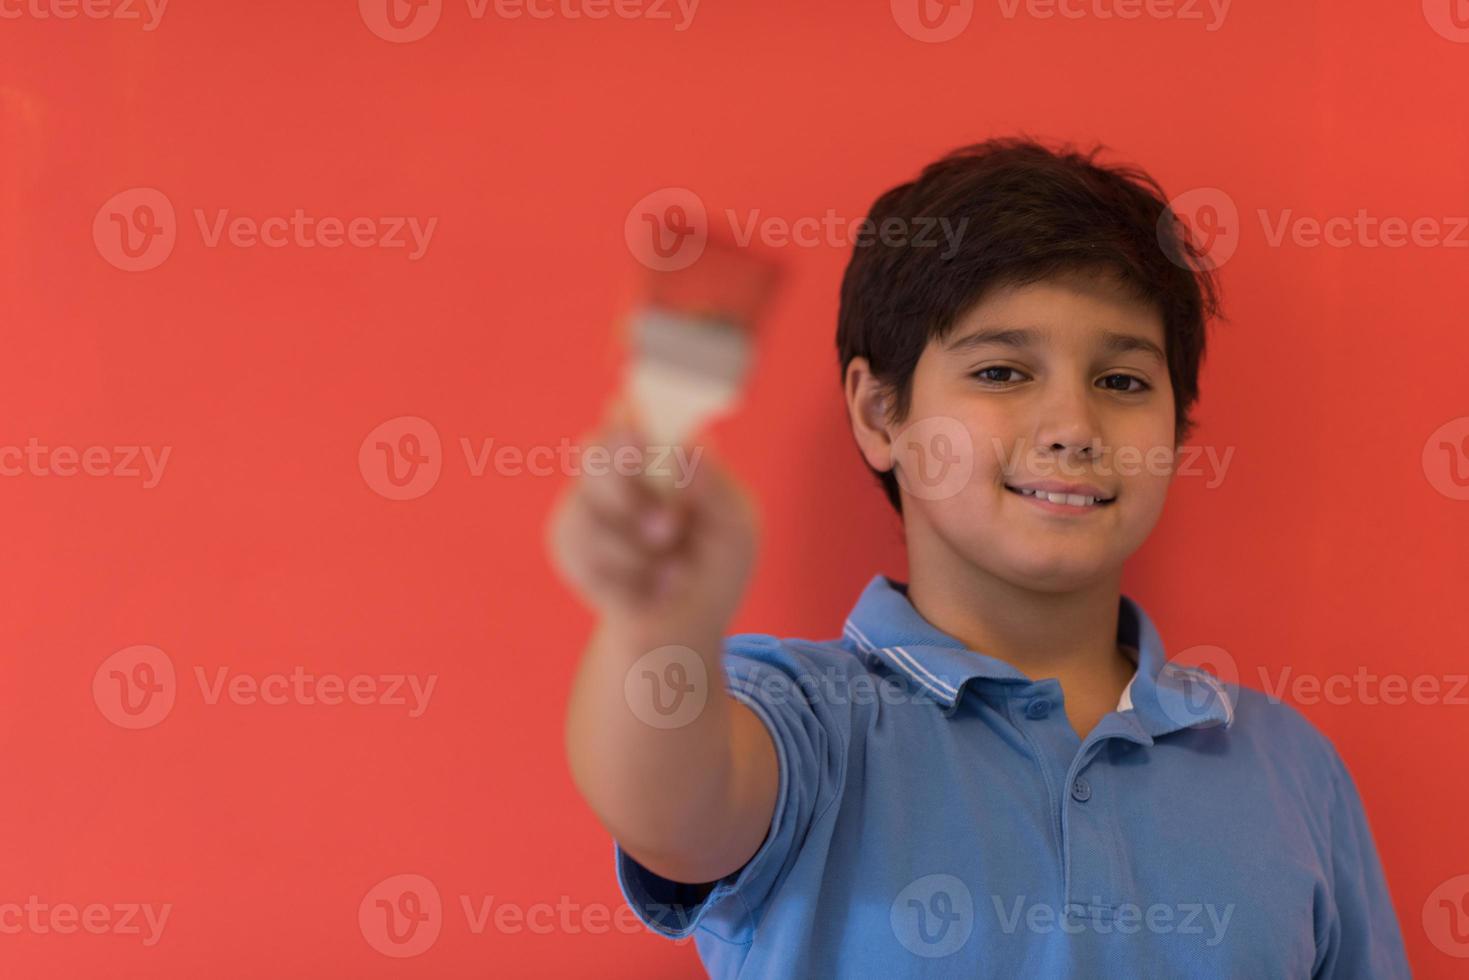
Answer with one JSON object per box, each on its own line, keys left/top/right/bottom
{"left": 982, "top": 543, "right": 1117, "bottom": 592}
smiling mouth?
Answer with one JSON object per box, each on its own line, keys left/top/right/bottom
{"left": 1004, "top": 485, "right": 1116, "bottom": 508}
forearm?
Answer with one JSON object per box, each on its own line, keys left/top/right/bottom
{"left": 564, "top": 615, "right": 739, "bottom": 870}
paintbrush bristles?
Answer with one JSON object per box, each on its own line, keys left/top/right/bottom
{"left": 631, "top": 307, "right": 752, "bottom": 388}
{"left": 619, "top": 238, "right": 780, "bottom": 469}
{"left": 623, "top": 307, "right": 754, "bottom": 451}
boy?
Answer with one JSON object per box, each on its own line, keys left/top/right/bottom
{"left": 551, "top": 137, "right": 1410, "bottom": 977}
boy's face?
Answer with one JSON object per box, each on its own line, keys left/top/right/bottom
{"left": 887, "top": 270, "right": 1176, "bottom": 592}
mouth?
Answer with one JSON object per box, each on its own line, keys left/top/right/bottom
{"left": 1004, "top": 484, "right": 1116, "bottom": 511}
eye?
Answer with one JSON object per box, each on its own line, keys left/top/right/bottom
{"left": 1100, "top": 374, "right": 1151, "bottom": 393}
{"left": 971, "top": 366, "right": 1027, "bottom": 385}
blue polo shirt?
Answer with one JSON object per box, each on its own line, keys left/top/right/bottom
{"left": 613, "top": 574, "right": 1410, "bottom": 978}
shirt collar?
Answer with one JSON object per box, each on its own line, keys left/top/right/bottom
{"left": 841, "top": 574, "right": 1234, "bottom": 742}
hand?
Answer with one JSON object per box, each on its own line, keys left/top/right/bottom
{"left": 547, "top": 396, "right": 759, "bottom": 640}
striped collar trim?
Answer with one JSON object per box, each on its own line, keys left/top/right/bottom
{"left": 841, "top": 575, "right": 1234, "bottom": 738}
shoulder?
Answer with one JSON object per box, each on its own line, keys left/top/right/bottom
{"left": 721, "top": 631, "right": 874, "bottom": 688}
{"left": 717, "top": 632, "right": 885, "bottom": 737}
{"left": 1226, "top": 683, "right": 1355, "bottom": 792}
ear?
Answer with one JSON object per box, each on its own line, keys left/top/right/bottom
{"left": 844, "top": 357, "right": 895, "bottom": 474}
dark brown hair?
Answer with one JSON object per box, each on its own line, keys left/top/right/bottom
{"left": 835, "top": 135, "right": 1222, "bottom": 515}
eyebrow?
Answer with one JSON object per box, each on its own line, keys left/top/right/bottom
{"left": 944, "top": 326, "right": 1166, "bottom": 364}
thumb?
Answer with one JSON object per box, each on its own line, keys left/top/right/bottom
{"left": 686, "top": 445, "right": 755, "bottom": 529}
{"left": 683, "top": 443, "right": 720, "bottom": 499}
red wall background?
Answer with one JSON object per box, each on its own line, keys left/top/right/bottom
{"left": 2, "top": 0, "right": 1467, "bottom": 975}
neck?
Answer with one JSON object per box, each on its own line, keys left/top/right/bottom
{"left": 904, "top": 524, "right": 1128, "bottom": 683}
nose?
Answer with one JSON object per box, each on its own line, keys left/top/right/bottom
{"left": 1033, "top": 382, "right": 1105, "bottom": 467}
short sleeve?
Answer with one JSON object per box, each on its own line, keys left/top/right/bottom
{"left": 1312, "top": 747, "right": 1411, "bottom": 979}
{"left": 614, "top": 633, "right": 848, "bottom": 944}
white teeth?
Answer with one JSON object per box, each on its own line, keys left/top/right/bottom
{"left": 1016, "top": 488, "right": 1105, "bottom": 506}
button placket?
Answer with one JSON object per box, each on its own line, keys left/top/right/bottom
{"left": 1009, "top": 682, "right": 1075, "bottom": 880}
{"left": 1062, "top": 761, "right": 1118, "bottom": 924}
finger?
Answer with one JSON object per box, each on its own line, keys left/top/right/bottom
{"left": 683, "top": 446, "right": 755, "bottom": 533}
{"left": 580, "top": 512, "right": 660, "bottom": 579}
{"left": 577, "top": 456, "right": 648, "bottom": 523}
{"left": 579, "top": 470, "right": 686, "bottom": 552}
{"left": 552, "top": 504, "right": 656, "bottom": 611}
{"left": 564, "top": 480, "right": 686, "bottom": 590}
{"left": 575, "top": 415, "right": 667, "bottom": 507}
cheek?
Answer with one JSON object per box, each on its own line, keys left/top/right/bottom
{"left": 888, "top": 414, "right": 984, "bottom": 504}
{"left": 1111, "top": 446, "right": 1175, "bottom": 537}
{"left": 1117, "top": 437, "right": 1178, "bottom": 486}
{"left": 890, "top": 383, "right": 1008, "bottom": 500}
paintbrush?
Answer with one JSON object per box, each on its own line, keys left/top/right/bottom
{"left": 619, "top": 237, "right": 782, "bottom": 491}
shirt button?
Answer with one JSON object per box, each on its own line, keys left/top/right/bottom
{"left": 1024, "top": 697, "right": 1052, "bottom": 719}
{"left": 1071, "top": 777, "right": 1092, "bottom": 802}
